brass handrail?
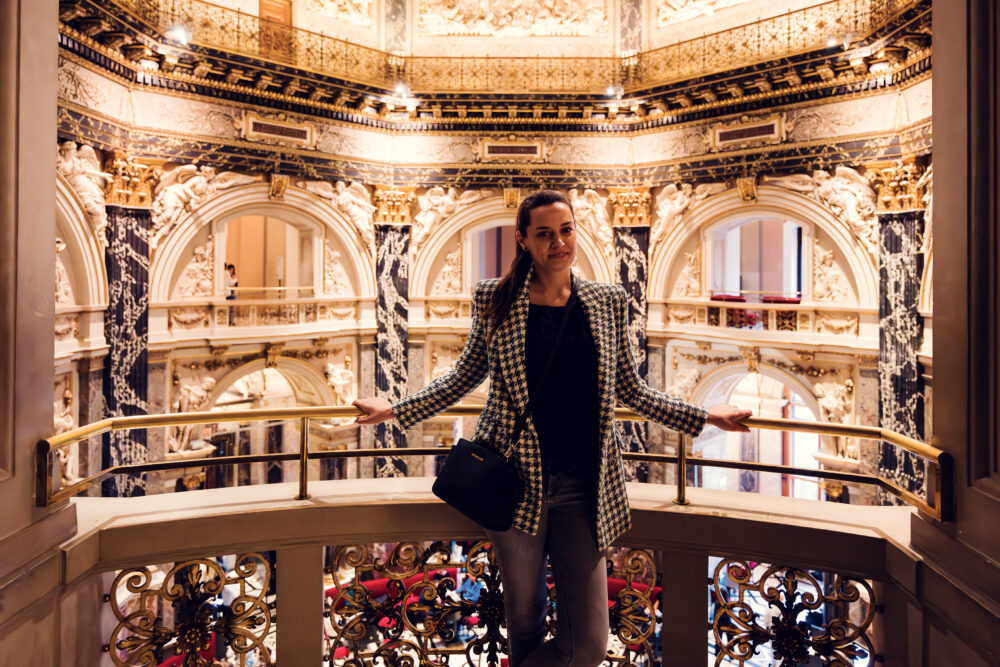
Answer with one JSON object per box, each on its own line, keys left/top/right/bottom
{"left": 37, "top": 406, "right": 952, "bottom": 521}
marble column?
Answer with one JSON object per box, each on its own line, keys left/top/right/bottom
{"left": 877, "top": 210, "right": 925, "bottom": 502}
{"left": 76, "top": 356, "right": 105, "bottom": 495}
{"left": 615, "top": 225, "right": 650, "bottom": 482}
{"left": 406, "top": 340, "right": 426, "bottom": 477}
{"left": 374, "top": 224, "right": 410, "bottom": 477}
{"left": 357, "top": 340, "right": 376, "bottom": 479}
{"left": 145, "top": 350, "right": 169, "bottom": 494}
{"left": 101, "top": 205, "right": 150, "bottom": 497}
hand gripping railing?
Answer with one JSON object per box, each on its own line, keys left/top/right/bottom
{"left": 36, "top": 406, "right": 953, "bottom": 520}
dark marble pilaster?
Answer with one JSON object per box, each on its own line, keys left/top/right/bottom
{"left": 614, "top": 226, "right": 650, "bottom": 482}
{"left": 76, "top": 356, "right": 105, "bottom": 494}
{"left": 374, "top": 224, "right": 409, "bottom": 477}
{"left": 102, "top": 205, "right": 150, "bottom": 497}
{"left": 384, "top": 0, "right": 406, "bottom": 53}
{"left": 877, "top": 210, "right": 925, "bottom": 502}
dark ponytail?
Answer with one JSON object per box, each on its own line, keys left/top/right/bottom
{"left": 484, "top": 190, "right": 574, "bottom": 344}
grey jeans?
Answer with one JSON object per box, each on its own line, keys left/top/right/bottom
{"left": 485, "top": 473, "right": 608, "bottom": 667}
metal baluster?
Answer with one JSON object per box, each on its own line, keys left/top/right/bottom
{"left": 297, "top": 417, "right": 309, "bottom": 500}
{"left": 675, "top": 434, "right": 690, "bottom": 505}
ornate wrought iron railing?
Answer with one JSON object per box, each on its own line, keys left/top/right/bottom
{"left": 100, "top": 0, "right": 920, "bottom": 94}
{"left": 38, "top": 405, "right": 952, "bottom": 520}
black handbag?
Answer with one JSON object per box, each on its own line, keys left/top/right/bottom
{"left": 432, "top": 288, "right": 577, "bottom": 531}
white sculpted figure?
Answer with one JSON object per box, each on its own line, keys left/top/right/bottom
{"left": 174, "top": 237, "right": 215, "bottom": 298}
{"left": 57, "top": 141, "right": 112, "bottom": 246}
{"left": 767, "top": 167, "right": 879, "bottom": 254}
{"left": 152, "top": 165, "right": 259, "bottom": 249}
{"left": 53, "top": 386, "right": 79, "bottom": 486}
{"left": 432, "top": 246, "right": 463, "bottom": 294}
{"left": 413, "top": 187, "right": 491, "bottom": 251}
{"left": 324, "top": 361, "right": 355, "bottom": 406}
{"left": 673, "top": 250, "right": 701, "bottom": 297}
{"left": 299, "top": 180, "right": 376, "bottom": 248}
{"left": 568, "top": 189, "right": 613, "bottom": 257}
{"left": 324, "top": 245, "right": 353, "bottom": 296}
{"left": 813, "top": 379, "right": 853, "bottom": 424}
{"left": 651, "top": 182, "right": 725, "bottom": 252}
{"left": 168, "top": 376, "right": 217, "bottom": 453}
{"left": 916, "top": 164, "right": 933, "bottom": 253}
{"left": 668, "top": 367, "right": 701, "bottom": 401}
{"left": 54, "top": 238, "right": 75, "bottom": 306}
{"left": 812, "top": 241, "right": 847, "bottom": 302}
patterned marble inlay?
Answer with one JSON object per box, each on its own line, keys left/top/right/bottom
{"left": 877, "top": 210, "right": 924, "bottom": 501}
{"left": 103, "top": 206, "right": 150, "bottom": 497}
{"left": 620, "top": 0, "right": 643, "bottom": 54}
{"left": 375, "top": 225, "right": 410, "bottom": 477}
{"left": 384, "top": 0, "right": 407, "bottom": 52}
{"left": 614, "top": 226, "right": 650, "bottom": 482}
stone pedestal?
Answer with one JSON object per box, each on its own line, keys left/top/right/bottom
{"left": 101, "top": 205, "right": 151, "bottom": 497}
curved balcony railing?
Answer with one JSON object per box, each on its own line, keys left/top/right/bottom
{"left": 38, "top": 405, "right": 952, "bottom": 520}
{"left": 100, "top": 0, "right": 918, "bottom": 94}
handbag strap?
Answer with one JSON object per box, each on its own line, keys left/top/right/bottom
{"left": 503, "top": 285, "right": 578, "bottom": 457}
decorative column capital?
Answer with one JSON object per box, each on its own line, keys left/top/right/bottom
{"left": 608, "top": 188, "right": 651, "bottom": 226}
{"left": 374, "top": 186, "right": 416, "bottom": 225}
{"left": 104, "top": 151, "right": 161, "bottom": 208}
{"left": 865, "top": 158, "right": 928, "bottom": 213}
{"left": 503, "top": 187, "right": 521, "bottom": 209}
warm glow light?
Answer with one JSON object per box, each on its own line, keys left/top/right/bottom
{"left": 394, "top": 82, "right": 409, "bottom": 97}
{"left": 166, "top": 25, "right": 192, "bottom": 45}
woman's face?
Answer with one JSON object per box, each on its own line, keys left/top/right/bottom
{"left": 516, "top": 202, "right": 576, "bottom": 273}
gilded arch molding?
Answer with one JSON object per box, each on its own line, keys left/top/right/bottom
{"left": 149, "top": 184, "right": 376, "bottom": 303}
{"left": 206, "top": 356, "right": 338, "bottom": 408}
{"left": 647, "top": 187, "right": 878, "bottom": 310}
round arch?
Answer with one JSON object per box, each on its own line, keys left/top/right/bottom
{"left": 56, "top": 174, "right": 108, "bottom": 308}
{"left": 411, "top": 196, "right": 614, "bottom": 295}
{"left": 150, "top": 183, "right": 376, "bottom": 302}
{"left": 648, "top": 186, "right": 878, "bottom": 309}
{"left": 208, "top": 357, "right": 336, "bottom": 408}
{"left": 689, "top": 361, "right": 822, "bottom": 421}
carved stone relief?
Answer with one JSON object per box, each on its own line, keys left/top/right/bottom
{"left": 57, "top": 141, "right": 111, "bottom": 246}
{"left": 169, "top": 307, "right": 211, "bottom": 330}
{"left": 656, "top": 0, "right": 754, "bottom": 27}
{"left": 53, "top": 376, "right": 79, "bottom": 487}
{"left": 812, "top": 240, "right": 849, "bottom": 302}
{"left": 431, "top": 245, "right": 462, "bottom": 294}
{"left": 430, "top": 342, "right": 467, "bottom": 380}
{"left": 54, "top": 314, "right": 80, "bottom": 341}
{"left": 413, "top": 188, "right": 492, "bottom": 251}
{"left": 672, "top": 249, "right": 701, "bottom": 298}
{"left": 764, "top": 167, "right": 879, "bottom": 257}
{"left": 650, "top": 182, "right": 726, "bottom": 252}
{"left": 813, "top": 376, "right": 857, "bottom": 459}
{"left": 418, "top": 0, "right": 609, "bottom": 37}
{"left": 668, "top": 366, "right": 701, "bottom": 401}
{"left": 569, "top": 188, "right": 613, "bottom": 259}
{"left": 55, "top": 238, "right": 75, "bottom": 306}
{"left": 152, "top": 165, "right": 261, "bottom": 249}
{"left": 816, "top": 313, "right": 859, "bottom": 335}
{"left": 173, "top": 236, "right": 215, "bottom": 299}
{"left": 169, "top": 371, "right": 218, "bottom": 453}
{"left": 298, "top": 180, "right": 376, "bottom": 249}
{"left": 324, "top": 242, "right": 354, "bottom": 296}
{"left": 323, "top": 349, "right": 356, "bottom": 406}
{"left": 916, "top": 163, "right": 932, "bottom": 254}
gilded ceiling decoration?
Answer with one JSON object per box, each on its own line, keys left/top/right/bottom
{"left": 417, "top": 0, "right": 609, "bottom": 37}
{"left": 656, "top": 0, "right": 755, "bottom": 27}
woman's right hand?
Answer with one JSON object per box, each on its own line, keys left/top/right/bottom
{"left": 352, "top": 396, "right": 394, "bottom": 425}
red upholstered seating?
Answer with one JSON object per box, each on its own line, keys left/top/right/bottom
{"left": 761, "top": 295, "right": 801, "bottom": 304}
{"left": 710, "top": 294, "right": 746, "bottom": 302}
{"left": 606, "top": 577, "right": 662, "bottom": 603}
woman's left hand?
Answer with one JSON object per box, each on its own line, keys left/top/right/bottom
{"left": 706, "top": 405, "right": 752, "bottom": 432}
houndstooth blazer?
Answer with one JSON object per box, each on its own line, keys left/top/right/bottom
{"left": 392, "top": 267, "right": 707, "bottom": 550}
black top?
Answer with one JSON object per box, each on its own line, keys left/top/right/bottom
{"left": 525, "top": 299, "right": 601, "bottom": 481}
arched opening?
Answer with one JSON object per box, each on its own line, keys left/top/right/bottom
{"left": 168, "top": 359, "right": 349, "bottom": 493}
{"left": 708, "top": 217, "right": 804, "bottom": 303}
{"left": 695, "top": 371, "right": 826, "bottom": 501}
{"left": 223, "top": 214, "right": 316, "bottom": 298}
{"left": 470, "top": 223, "right": 516, "bottom": 281}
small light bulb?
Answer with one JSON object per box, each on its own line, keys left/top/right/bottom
{"left": 166, "top": 25, "right": 191, "bottom": 46}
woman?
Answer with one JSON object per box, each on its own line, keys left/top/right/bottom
{"left": 354, "top": 190, "right": 750, "bottom": 666}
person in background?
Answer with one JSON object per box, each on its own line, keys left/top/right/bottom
{"left": 225, "top": 263, "right": 238, "bottom": 300}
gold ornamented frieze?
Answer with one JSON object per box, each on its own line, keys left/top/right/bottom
{"left": 103, "top": 151, "right": 160, "bottom": 208}
{"left": 736, "top": 175, "right": 757, "bottom": 203}
{"left": 609, "top": 188, "right": 651, "bottom": 226}
{"left": 374, "top": 186, "right": 415, "bottom": 225}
